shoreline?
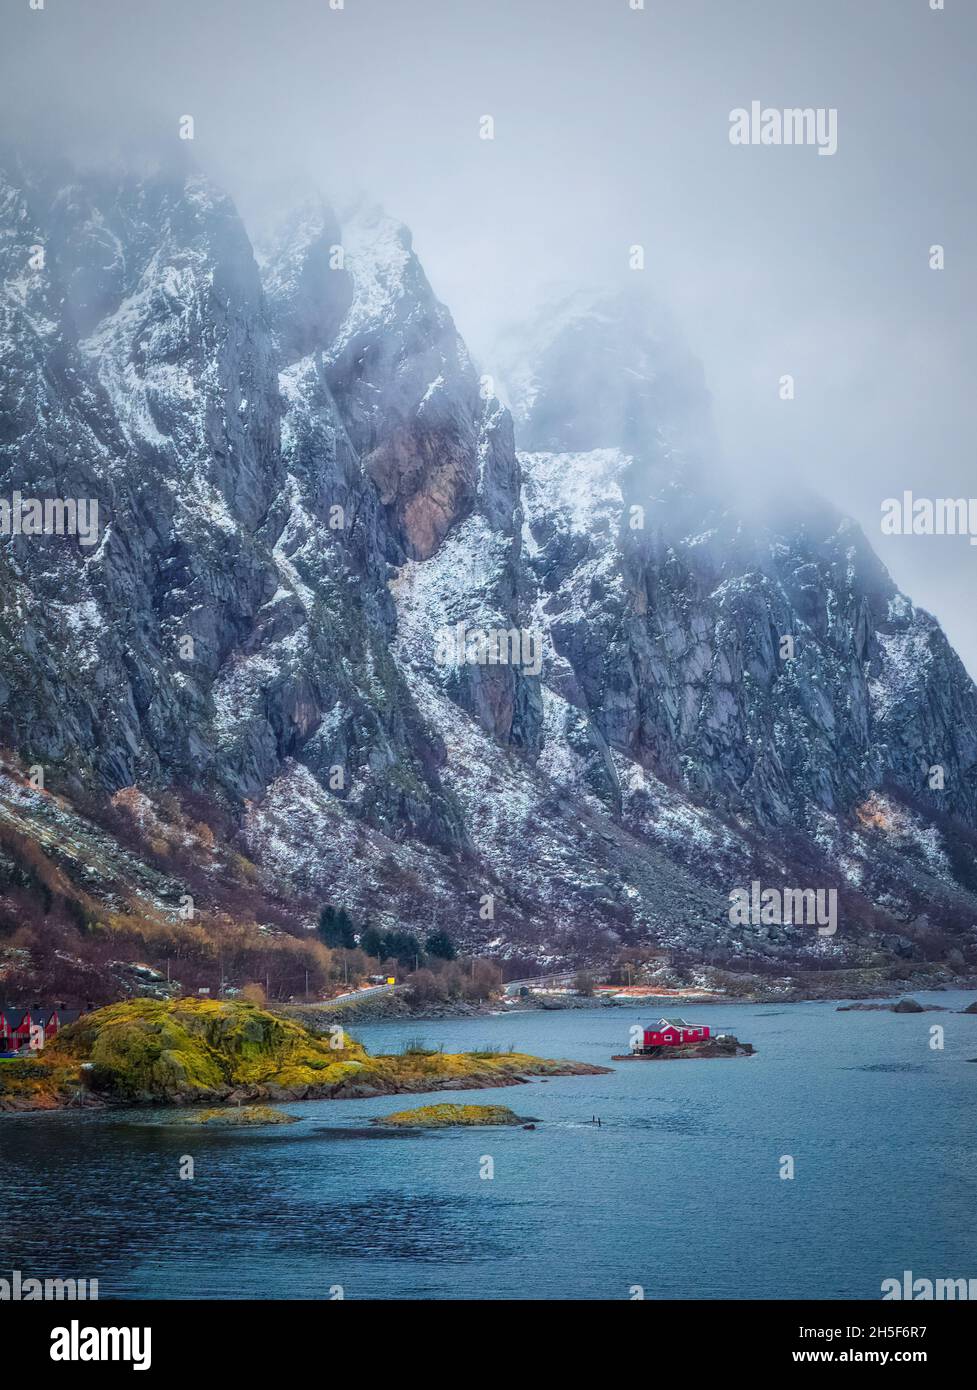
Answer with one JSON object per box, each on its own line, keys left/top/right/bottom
{"left": 4, "top": 982, "right": 974, "bottom": 1116}
{"left": 303, "top": 970, "right": 977, "bottom": 1027}
{"left": 0, "top": 1057, "right": 612, "bottom": 1116}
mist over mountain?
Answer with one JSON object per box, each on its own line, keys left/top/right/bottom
{"left": 1, "top": 155, "right": 976, "bottom": 1005}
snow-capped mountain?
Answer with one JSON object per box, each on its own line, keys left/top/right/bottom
{"left": 2, "top": 157, "right": 976, "bottom": 991}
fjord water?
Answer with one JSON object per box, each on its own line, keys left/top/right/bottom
{"left": 2, "top": 994, "right": 975, "bottom": 1301}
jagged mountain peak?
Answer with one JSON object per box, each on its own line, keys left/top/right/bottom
{"left": 494, "top": 281, "right": 715, "bottom": 465}
{"left": 258, "top": 197, "right": 349, "bottom": 365}
{"left": 263, "top": 200, "right": 503, "bottom": 561}
{"left": 331, "top": 205, "right": 423, "bottom": 347}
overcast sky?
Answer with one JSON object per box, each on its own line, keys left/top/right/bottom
{"left": 3, "top": 0, "right": 976, "bottom": 673}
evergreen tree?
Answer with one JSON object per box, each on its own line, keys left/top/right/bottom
{"left": 318, "top": 904, "right": 356, "bottom": 949}
{"left": 425, "top": 930, "right": 456, "bottom": 961}
{"left": 385, "top": 930, "right": 424, "bottom": 968}
{"left": 359, "top": 925, "right": 386, "bottom": 960}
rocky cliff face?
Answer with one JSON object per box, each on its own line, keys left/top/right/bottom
{"left": 2, "top": 157, "right": 976, "bottom": 989}
{"left": 501, "top": 286, "right": 977, "bottom": 831}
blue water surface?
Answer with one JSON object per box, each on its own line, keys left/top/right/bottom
{"left": 1, "top": 992, "right": 974, "bottom": 1299}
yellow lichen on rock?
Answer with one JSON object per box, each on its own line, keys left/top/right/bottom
{"left": 375, "top": 1103, "right": 530, "bottom": 1127}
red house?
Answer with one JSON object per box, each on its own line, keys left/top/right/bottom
{"left": 639, "top": 1016, "right": 711, "bottom": 1050}
{"left": 0, "top": 1006, "right": 80, "bottom": 1053}
{"left": 35, "top": 1008, "right": 79, "bottom": 1041}
{"left": 0, "top": 1007, "right": 33, "bottom": 1052}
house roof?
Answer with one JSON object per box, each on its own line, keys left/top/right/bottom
{"left": 643, "top": 1017, "right": 708, "bottom": 1030}
{"left": 1, "top": 1006, "right": 80, "bottom": 1028}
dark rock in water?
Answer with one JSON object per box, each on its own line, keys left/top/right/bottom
{"left": 960, "top": 1002, "right": 977, "bottom": 1014}
{"left": 522, "top": 1123, "right": 536, "bottom": 1130}
{"left": 838, "top": 998, "right": 944, "bottom": 1013}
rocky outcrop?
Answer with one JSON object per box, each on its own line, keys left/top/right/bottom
{"left": 313, "top": 207, "right": 499, "bottom": 563}
{"left": 836, "top": 998, "right": 948, "bottom": 1012}
{"left": 373, "top": 1103, "right": 534, "bottom": 1127}
{"left": 166, "top": 1105, "right": 298, "bottom": 1126}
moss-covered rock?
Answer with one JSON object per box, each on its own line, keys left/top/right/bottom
{"left": 55, "top": 998, "right": 372, "bottom": 1103}
{"left": 374, "top": 1103, "right": 532, "bottom": 1127}
{"left": 166, "top": 1105, "right": 298, "bottom": 1127}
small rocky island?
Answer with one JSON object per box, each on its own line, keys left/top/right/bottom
{"left": 837, "top": 998, "right": 949, "bottom": 1013}
{"left": 166, "top": 1105, "right": 298, "bottom": 1127}
{"left": 614, "top": 1016, "right": 754, "bottom": 1060}
{"left": 373, "top": 1103, "right": 536, "bottom": 1128}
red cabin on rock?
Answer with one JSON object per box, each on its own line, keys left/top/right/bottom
{"left": 640, "top": 1016, "right": 711, "bottom": 1049}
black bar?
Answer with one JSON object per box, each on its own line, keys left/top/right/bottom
{"left": 3, "top": 1300, "right": 970, "bottom": 1376}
